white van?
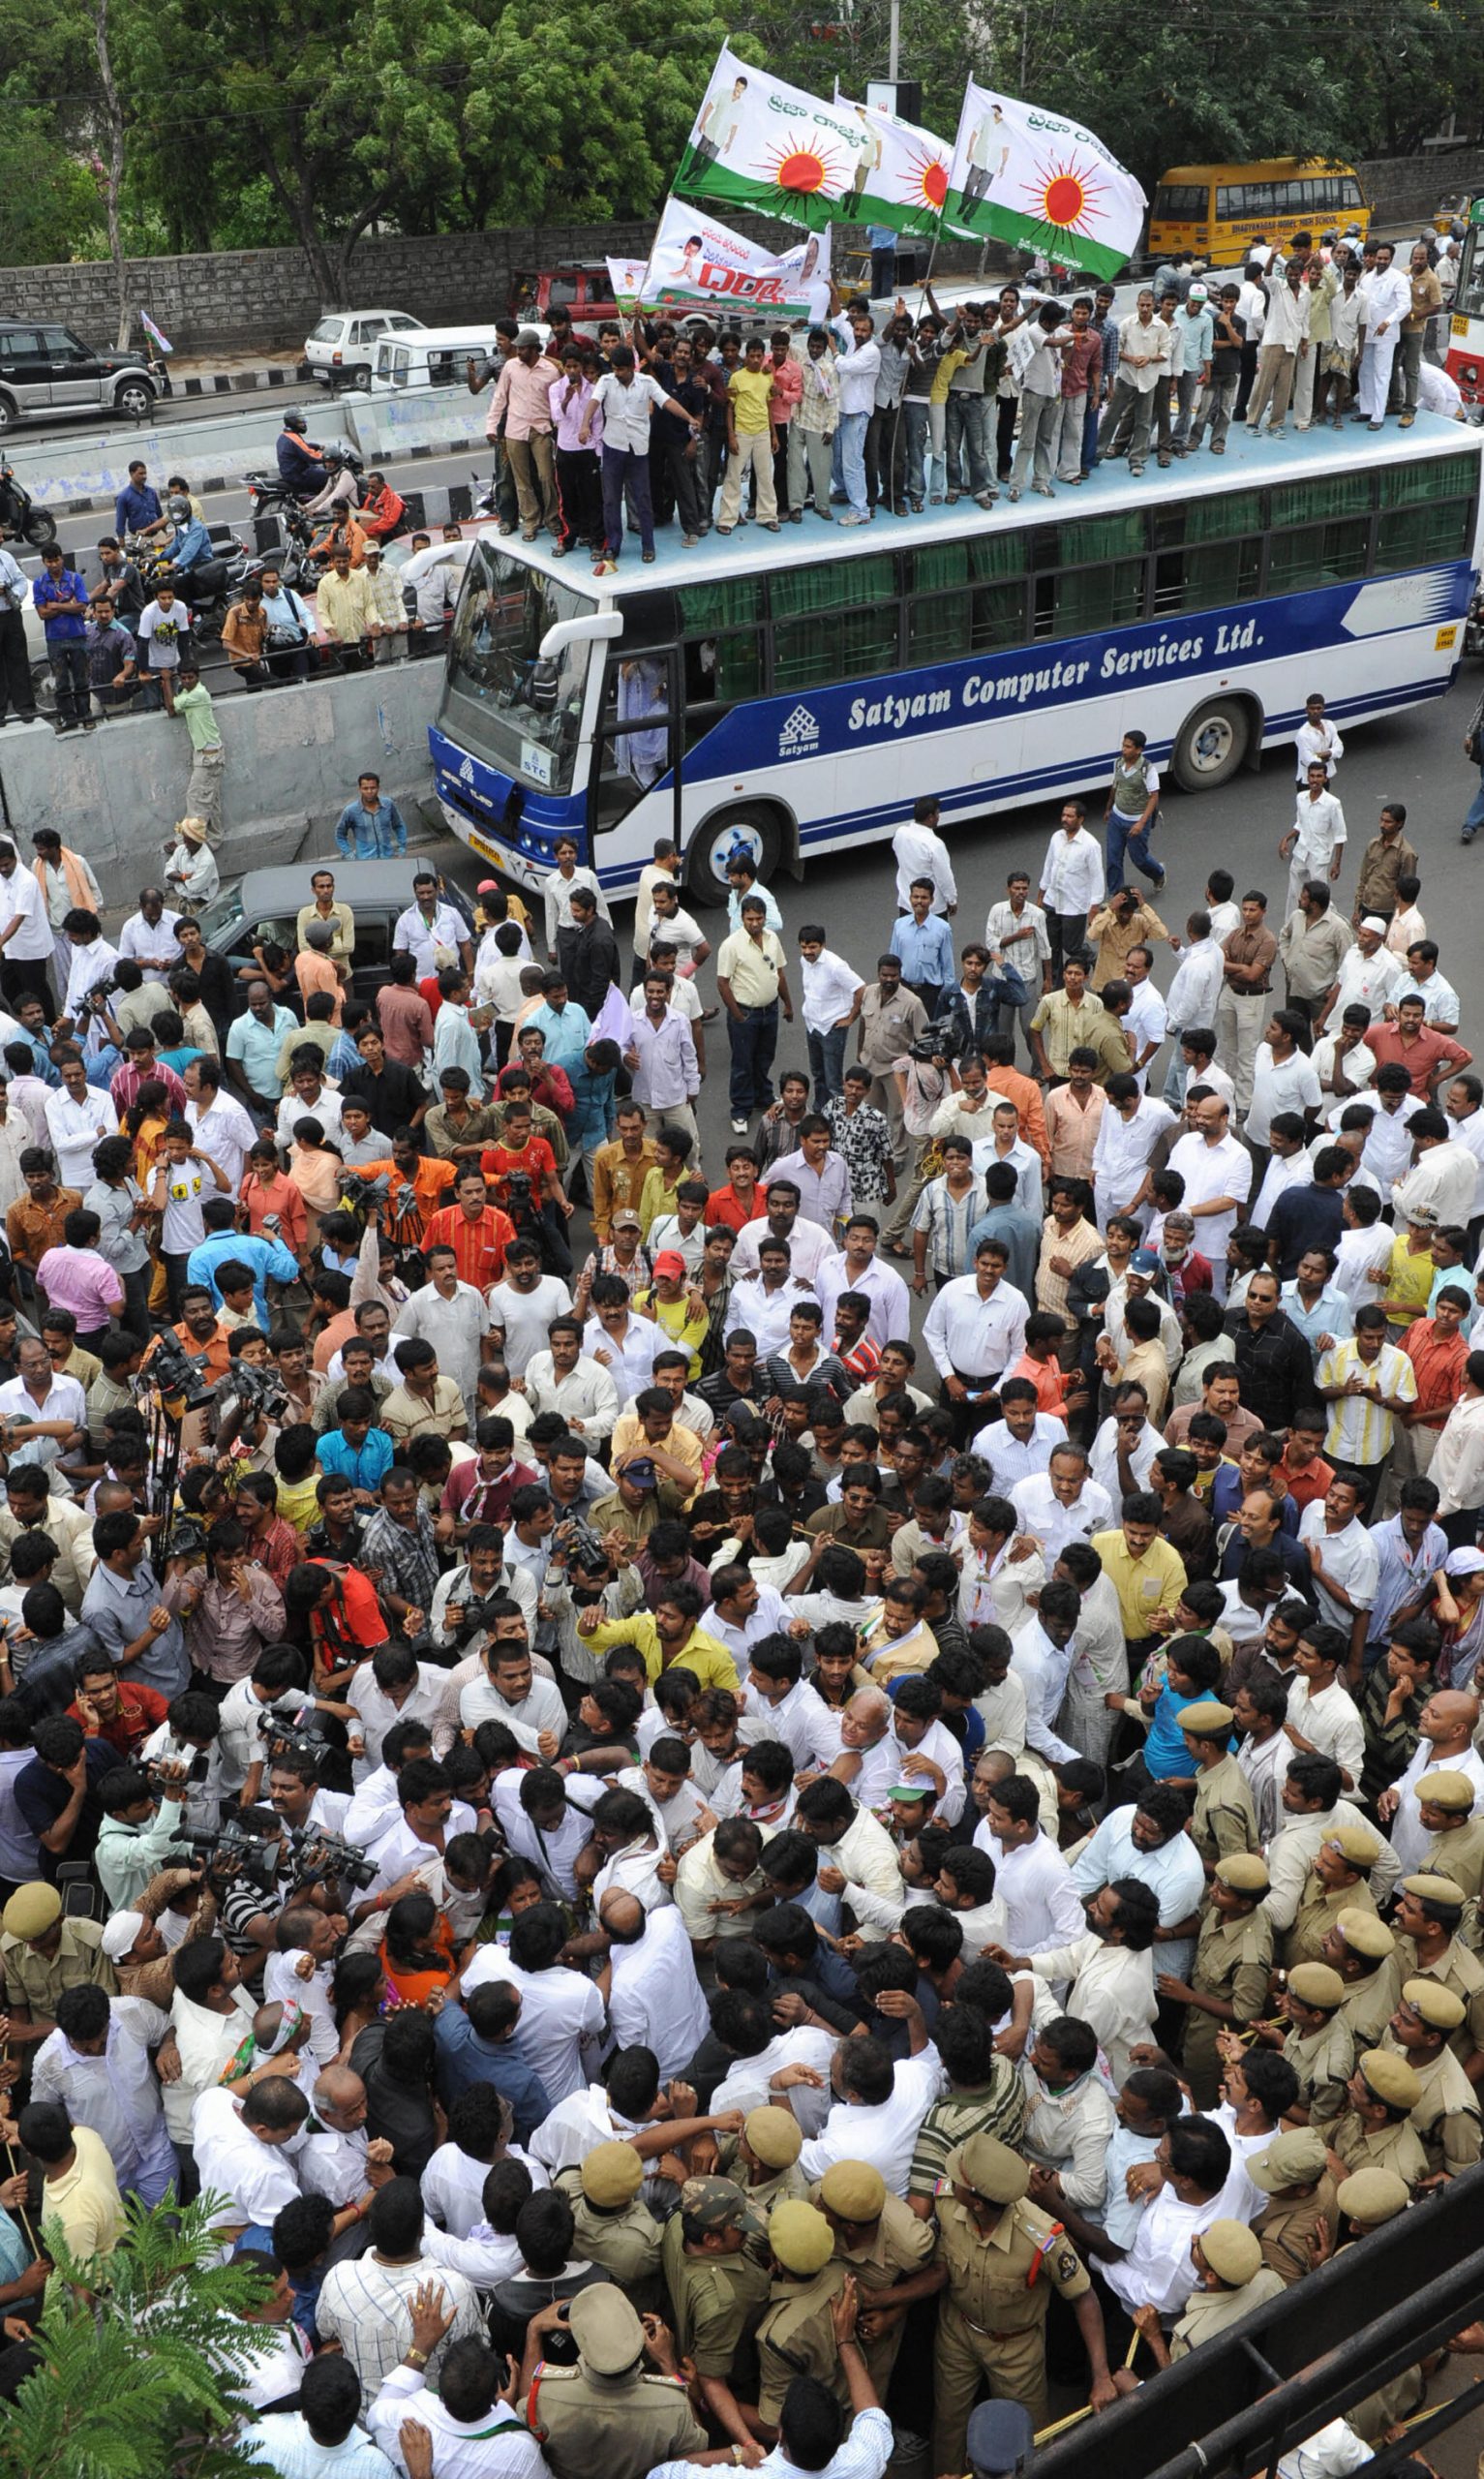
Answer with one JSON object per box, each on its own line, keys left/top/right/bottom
{"left": 371, "top": 322, "right": 552, "bottom": 394}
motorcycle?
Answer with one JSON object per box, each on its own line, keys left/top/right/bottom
{"left": 246, "top": 447, "right": 366, "bottom": 578}
{"left": 0, "top": 464, "right": 57, "bottom": 551}
{"left": 126, "top": 528, "right": 256, "bottom": 642}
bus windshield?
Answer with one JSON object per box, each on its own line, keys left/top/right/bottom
{"left": 443, "top": 540, "right": 595, "bottom": 794}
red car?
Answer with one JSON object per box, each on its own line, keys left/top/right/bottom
{"left": 508, "top": 264, "right": 620, "bottom": 330}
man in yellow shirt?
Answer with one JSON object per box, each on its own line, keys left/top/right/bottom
{"left": 578, "top": 1578, "right": 740, "bottom": 1690}
{"left": 635, "top": 1255, "right": 710, "bottom": 1377}
{"left": 21, "top": 2103, "right": 123, "bottom": 2264}
{"left": 610, "top": 1385, "right": 704, "bottom": 1485}
{"left": 317, "top": 544, "right": 379, "bottom": 670}
{"left": 718, "top": 337, "right": 780, "bottom": 534}
{"left": 1092, "top": 1494, "right": 1187, "bottom": 1653}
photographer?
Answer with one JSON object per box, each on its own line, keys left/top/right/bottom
{"left": 430, "top": 1520, "right": 537, "bottom": 1663}
{"left": 219, "top": 1640, "right": 321, "bottom": 1808}
{"left": 138, "top": 1688, "right": 227, "bottom": 1832}
{"left": 181, "top": 1519, "right": 287, "bottom": 1691}
{"left": 264, "top": 1749, "right": 361, "bottom": 1892}
{"left": 95, "top": 1756, "right": 192, "bottom": 1909}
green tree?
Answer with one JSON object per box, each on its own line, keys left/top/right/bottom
{"left": 0, "top": 2194, "right": 274, "bottom": 2479}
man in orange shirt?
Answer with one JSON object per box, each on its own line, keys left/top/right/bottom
{"left": 145, "top": 1284, "right": 232, "bottom": 1385}
{"left": 355, "top": 1137, "right": 456, "bottom": 1249}
{"left": 705, "top": 1145, "right": 763, "bottom": 1233}
{"left": 422, "top": 1166, "right": 516, "bottom": 1291}
{"left": 1391, "top": 1282, "right": 1473, "bottom": 1505}
{"left": 294, "top": 921, "right": 344, "bottom": 1025}
{"left": 1004, "top": 1310, "right": 1084, "bottom": 1422}
{"left": 481, "top": 1098, "right": 573, "bottom": 1275}
{"left": 982, "top": 1030, "right": 1049, "bottom": 1169}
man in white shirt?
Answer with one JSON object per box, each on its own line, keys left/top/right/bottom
{"left": 1167, "top": 1090, "right": 1254, "bottom": 1298}
{"left": 972, "top": 1771, "right": 1085, "bottom": 1952}
{"left": 797, "top": 2020, "right": 943, "bottom": 2196}
{"left": 922, "top": 1237, "right": 1028, "bottom": 1438}
{"left": 1392, "top": 1116, "right": 1479, "bottom": 1232}
{"left": 459, "top": 1637, "right": 567, "bottom": 1758}
{"left": 1247, "top": 1016, "right": 1322, "bottom": 1150}
{"left": 182, "top": 1059, "right": 257, "bottom": 1194}
{"left": 831, "top": 306, "right": 882, "bottom": 524}
{"left": 462, "top": 1911, "right": 607, "bottom": 2102}
{"left": 523, "top": 1319, "right": 620, "bottom": 1446}
{"left": 1163, "top": 913, "right": 1227, "bottom": 1106}
{"left": 1038, "top": 805, "right": 1105, "bottom": 978}
{"left": 192, "top": 2078, "right": 307, "bottom": 2242}
{"left": 1356, "top": 242, "right": 1413, "bottom": 427}
{"left": 602, "top": 1889, "right": 711, "bottom": 2078}
{"left": 893, "top": 798, "right": 957, "bottom": 915}
{"left": 0, "top": 839, "right": 56, "bottom": 1012}
{"left": 1012, "top": 1454, "right": 1113, "bottom": 1561}
{"left": 1091, "top": 1080, "right": 1177, "bottom": 1228}
{"left": 816, "top": 1222, "right": 912, "bottom": 1350}
{"left": 1282, "top": 767, "right": 1348, "bottom": 916}
{"left": 798, "top": 932, "right": 865, "bottom": 1104}
{"left": 1294, "top": 696, "right": 1344, "bottom": 783}
{"left": 1280, "top": 1621, "right": 1366, "bottom": 1790}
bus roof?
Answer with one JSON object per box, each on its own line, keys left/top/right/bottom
{"left": 472, "top": 412, "right": 1482, "bottom": 601}
{"left": 1157, "top": 158, "right": 1359, "bottom": 183}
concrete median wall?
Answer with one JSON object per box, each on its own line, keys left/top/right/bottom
{"left": 0, "top": 659, "right": 441, "bottom": 906}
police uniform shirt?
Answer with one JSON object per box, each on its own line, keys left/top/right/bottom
{"left": 1422, "top": 1820, "right": 1484, "bottom": 1905}
{"left": 659, "top": 2214, "right": 771, "bottom": 2376}
{"left": 1188, "top": 1906, "right": 1275, "bottom": 2048}
{"left": 1329, "top": 2108, "right": 1430, "bottom": 2191}
{"left": 713, "top": 2141, "right": 810, "bottom": 2219}
{"left": 756, "top": 2262, "right": 851, "bottom": 2421}
{"left": 1190, "top": 1754, "right": 1259, "bottom": 1868}
{"left": 1254, "top": 2170, "right": 1339, "bottom": 2283}
{"left": 1171, "top": 2266, "right": 1286, "bottom": 2356}
{"left": 1285, "top": 1877, "right": 1375, "bottom": 1974}
{"left": 1399, "top": 1934, "right": 1484, "bottom": 2065}
{"left": 1335, "top": 1955, "right": 1404, "bottom": 2049}
{"left": 0, "top": 1915, "right": 116, "bottom": 2017}
{"left": 812, "top": 2183, "right": 936, "bottom": 2294}
{"left": 554, "top": 2172, "right": 666, "bottom": 2301}
{"left": 1283, "top": 2015, "right": 1355, "bottom": 2124}
{"left": 1383, "top": 2038, "right": 1483, "bottom": 2173}
{"left": 933, "top": 2187, "right": 1090, "bottom": 2334}
{"left": 528, "top": 2360, "right": 708, "bottom": 2479}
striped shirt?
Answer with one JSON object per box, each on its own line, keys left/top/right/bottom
{"left": 907, "top": 2065, "right": 1027, "bottom": 2195}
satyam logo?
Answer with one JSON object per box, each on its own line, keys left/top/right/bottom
{"left": 778, "top": 704, "right": 820, "bottom": 754}
{"left": 459, "top": 757, "right": 475, "bottom": 784}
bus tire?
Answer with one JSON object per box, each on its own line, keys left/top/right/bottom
{"left": 1171, "top": 695, "right": 1254, "bottom": 793}
{"left": 685, "top": 806, "right": 782, "bottom": 908}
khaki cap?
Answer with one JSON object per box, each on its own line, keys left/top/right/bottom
{"left": 1249, "top": 2128, "right": 1329, "bottom": 2192}
{"left": 1403, "top": 1872, "right": 1466, "bottom": 1911}
{"left": 1, "top": 1882, "right": 61, "bottom": 1940}
{"left": 1336, "top": 2166, "right": 1410, "bottom": 2227}
{"left": 567, "top": 2280, "right": 646, "bottom": 2374}
{"left": 1200, "top": 2219, "right": 1263, "bottom": 2285}
{"left": 1180, "top": 1699, "right": 1235, "bottom": 1738}
{"left": 745, "top": 2105, "right": 804, "bottom": 2168}
{"left": 1216, "top": 1852, "right": 1270, "bottom": 1893}
{"left": 1325, "top": 1824, "right": 1380, "bottom": 1867}
{"left": 680, "top": 2175, "right": 765, "bottom": 2237}
{"left": 1401, "top": 1976, "right": 1468, "bottom": 2032}
{"left": 1336, "top": 1907, "right": 1394, "bottom": 1959}
{"left": 580, "top": 2141, "right": 645, "bottom": 2208}
{"left": 945, "top": 2133, "right": 1030, "bottom": 2206}
{"left": 819, "top": 2160, "right": 888, "bottom": 2221}
{"left": 1288, "top": 1962, "right": 1346, "bottom": 2011}
{"left": 1359, "top": 2049, "right": 1422, "bottom": 2109}
{"left": 770, "top": 2199, "right": 835, "bottom": 2275}
{"left": 1417, "top": 1770, "right": 1475, "bottom": 1813}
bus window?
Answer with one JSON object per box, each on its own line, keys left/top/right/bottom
{"left": 1456, "top": 234, "right": 1484, "bottom": 321}
{"left": 1270, "top": 472, "right": 1371, "bottom": 529}
{"left": 442, "top": 540, "right": 593, "bottom": 795}
{"left": 1163, "top": 488, "right": 1264, "bottom": 547}
{"left": 1377, "top": 499, "right": 1474, "bottom": 569}
{"left": 973, "top": 580, "right": 1027, "bottom": 650}
{"left": 1153, "top": 184, "right": 1210, "bottom": 221}
{"left": 1056, "top": 510, "right": 1147, "bottom": 566}
{"left": 677, "top": 578, "right": 763, "bottom": 712}
{"left": 591, "top": 651, "right": 681, "bottom": 834}
{"left": 908, "top": 590, "right": 971, "bottom": 664}
{"left": 776, "top": 605, "right": 897, "bottom": 689}
{"left": 772, "top": 552, "right": 897, "bottom": 616}
{"left": 1154, "top": 539, "right": 1260, "bottom": 616}
{"left": 1267, "top": 519, "right": 1368, "bottom": 596}
{"left": 1378, "top": 455, "right": 1469, "bottom": 510}
{"left": 1040, "top": 560, "right": 1144, "bottom": 640}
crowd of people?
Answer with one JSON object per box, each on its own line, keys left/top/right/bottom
{"left": 463, "top": 224, "right": 1472, "bottom": 570}
{"left": 0, "top": 690, "right": 1481, "bottom": 2478}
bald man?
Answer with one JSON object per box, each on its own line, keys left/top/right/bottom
{"left": 300, "top": 2065, "right": 395, "bottom": 2237}
{"left": 831, "top": 1688, "right": 897, "bottom": 1807}
{"left": 601, "top": 1886, "right": 712, "bottom": 2078}
{"left": 1381, "top": 1691, "right": 1484, "bottom": 1873}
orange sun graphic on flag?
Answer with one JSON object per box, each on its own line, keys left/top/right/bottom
{"left": 761, "top": 137, "right": 843, "bottom": 196}
{"left": 899, "top": 137, "right": 949, "bottom": 211}
{"left": 1021, "top": 151, "right": 1108, "bottom": 234}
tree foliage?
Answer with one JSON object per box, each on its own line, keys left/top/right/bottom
{"left": 0, "top": 2193, "right": 274, "bottom": 2479}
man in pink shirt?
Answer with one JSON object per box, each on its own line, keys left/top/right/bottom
{"left": 294, "top": 921, "right": 344, "bottom": 1025}
{"left": 489, "top": 331, "right": 561, "bottom": 538}
{"left": 767, "top": 330, "right": 803, "bottom": 519}
{"left": 375, "top": 952, "right": 436, "bottom": 1071}
{"left": 37, "top": 1207, "right": 123, "bottom": 1348}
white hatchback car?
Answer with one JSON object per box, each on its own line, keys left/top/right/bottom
{"left": 304, "top": 309, "right": 425, "bottom": 389}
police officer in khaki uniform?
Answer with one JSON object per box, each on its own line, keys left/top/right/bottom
{"left": 1160, "top": 1852, "right": 1273, "bottom": 2109}
{"left": 716, "top": 2105, "right": 810, "bottom": 2218}
{"left": 812, "top": 2158, "right": 940, "bottom": 2396}
{"left": 0, "top": 1882, "right": 116, "bottom": 2033}
{"left": 1275, "top": 1961, "right": 1355, "bottom": 2125}
{"left": 525, "top": 2280, "right": 709, "bottom": 2479}
{"left": 1325, "top": 2168, "right": 1420, "bottom": 2441}
{"left": 1246, "top": 2127, "right": 1339, "bottom": 2282}
{"left": 660, "top": 2175, "right": 772, "bottom": 2448}
{"left": 1128, "top": 2219, "right": 1285, "bottom": 2366}
{"left": 1320, "top": 1906, "right": 1403, "bottom": 2047}
{"left": 1393, "top": 1873, "right": 1484, "bottom": 2066}
{"left": 555, "top": 2141, "right": 666, "bottom": 2311}
{"left": 1181, "top": 1702, "right": 1259, "bottom": 1869}
{"left": 1414, "top": 1769, "right": 1484, "bottom": 1908}
{"left": 1282, "top": 1826, "right": 1379, "bottom": 1973}
{"left": 930, "top": 2131, "right": 1114, "bottom": 2470}
{"left": 1383, "top": 1977, "right": 1483, "bottom": 2176}
{"left": 1328, "top": 2050, "right": 1429, "bottom": 2192}
{"left": 756, "top": 2200, "right": 851, "bottom": 2429}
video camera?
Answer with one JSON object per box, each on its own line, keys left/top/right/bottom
{"left": 138, "top": 1331, "right": 218, "bottom": 1414}
{"left": 257, "top": 1704, "right": 335, "bottom": 1765}
{"left": 221, "top": 1359, "right": 289, "bottom": 1423}
{"left": 76, "top": 967, "right": 126, "bottom": 1025}
{"left": 908, "top": 1021, "right": 964, "bottom": 1065}
{"left": 341, "top": 1170, "right": 390, "bottom": 1217}
{"left": 173, "top": 1814, "right": 282, "bottom": 1894}
{"left": 291, "top": 1830, "right": 378, "bottom": 1896}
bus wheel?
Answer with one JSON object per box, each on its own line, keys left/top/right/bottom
{"left": 685, "top": 807, "right": 781, "bottom": 908}
{"left": 1171, "top": 696, "right": 1253, "bottom": 792}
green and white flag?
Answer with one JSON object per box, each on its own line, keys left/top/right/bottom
{"left": 676, "top": 44, "right": 940, "bottom": 236}
{"left": 943, "top": 79, "right": 1145, "bottom": 279}
{"left": 833, "top": 90, "right": 952, "bottom": 238}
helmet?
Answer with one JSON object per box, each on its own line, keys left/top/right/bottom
{"left": 282, "top": 409, "right": 309, "bottom": 434}
{"left": 167, "top": 494, "right": 192, "bottom": 521}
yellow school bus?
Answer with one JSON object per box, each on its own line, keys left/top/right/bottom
{"left": 1147, "top": 160, "right": 1371, "bottom": 268}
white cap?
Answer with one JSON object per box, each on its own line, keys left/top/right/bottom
{"left": 101, "top": 1909, "right": 145, "bottom": 1961}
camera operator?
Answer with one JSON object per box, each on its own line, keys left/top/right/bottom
{"left": 95, "top": 1753, "right": 193, "bottom": 1910}
{"left": 429, "top": 1521, "right": 537, "bottom": 1662}
{"left": 265, "top": 1747, "right": 353, "bottom": 1868}
{"left": 181, "top": 1518, "right": 287, "bottom": 1691}
{"left": 138, "top": 1688, "right": 227, "bottom": 1833}
{"left": 219, "top": 1641, "right": 323, "bottom": 1808}
{"left": 303, "top": 1471, "right": 376, "bottom": 1566}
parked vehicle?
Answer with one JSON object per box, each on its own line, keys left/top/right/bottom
{"left": 305, "top": 309, "right": 425, "bottom": 388}
{"left": 1146, "top": 159, "right": 1370, "bottom": 269}
{"left": 199, "top": 858, "right": 479, "bottom": 1015}
{"left": 372, "top": 325, "right": 546, "bottom": 394}
{"left": 0, "top": 462, "right": 56, "bottom": 549}
{"left": 508, "top": 265, "right": 618, "bottom": 329}
{"left": 0, "top": 320, "right": 157, "bottom": 432}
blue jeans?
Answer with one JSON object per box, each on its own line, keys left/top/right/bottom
{"left": 807, "top": 1022, "right": 849, "bottom": 1101}
{"left": 1080, "top": 397, "right": 1102, "bottom": 474}
{"left": 945, "top": 392, "right": 992, "bottom": 496}
{"left": 728, "top": 1002, "right": 779, "bottom": 1115}
{"left": 838, "top": 411, "right": 869, "bottom": 518}
{"left": 1465, "top": 760, "right": 1484, "bottom": 839}
{"left": 1106, "top": 806, "right": 1163, "bottom": 893}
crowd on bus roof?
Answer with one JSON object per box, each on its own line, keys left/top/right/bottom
{"left": 0, "top": 653, "right": 1483, "bottom": 2473}
{"left": 460, "top": 223, "right": 1471, "bottom": 581}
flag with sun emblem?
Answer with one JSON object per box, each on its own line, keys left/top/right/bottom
{"left": 676, "top": 45, "right": 941, "bottom": 236}
{"left": 943, "top": 80, "right": 1145, "bottom": 278}
{"left": 832, "top": 92, "right": 953, "bottom": 238}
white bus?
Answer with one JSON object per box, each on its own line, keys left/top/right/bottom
{"left": 427, "top": 417, "right": 1483, "bottom": 907}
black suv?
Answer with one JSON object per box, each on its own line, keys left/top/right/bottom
{"left": 0, "top": 321, "right": 157, "bottom": 432}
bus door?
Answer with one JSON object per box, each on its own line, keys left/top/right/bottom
{"left": 1447, "top": 214, "right": 1484, "bottom": 409}
{"left": 589, "top": 642, "right": 683, "bottom": 850}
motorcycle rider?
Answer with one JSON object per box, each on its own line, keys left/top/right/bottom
{"left": 84, "top": 538, "right": 146, "bottom": 633}
{"left": 276, "top": 410, "right": 328, "bottom": 500}
{"left": 163, "top": 495, "right": 215, "bottom": 582}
